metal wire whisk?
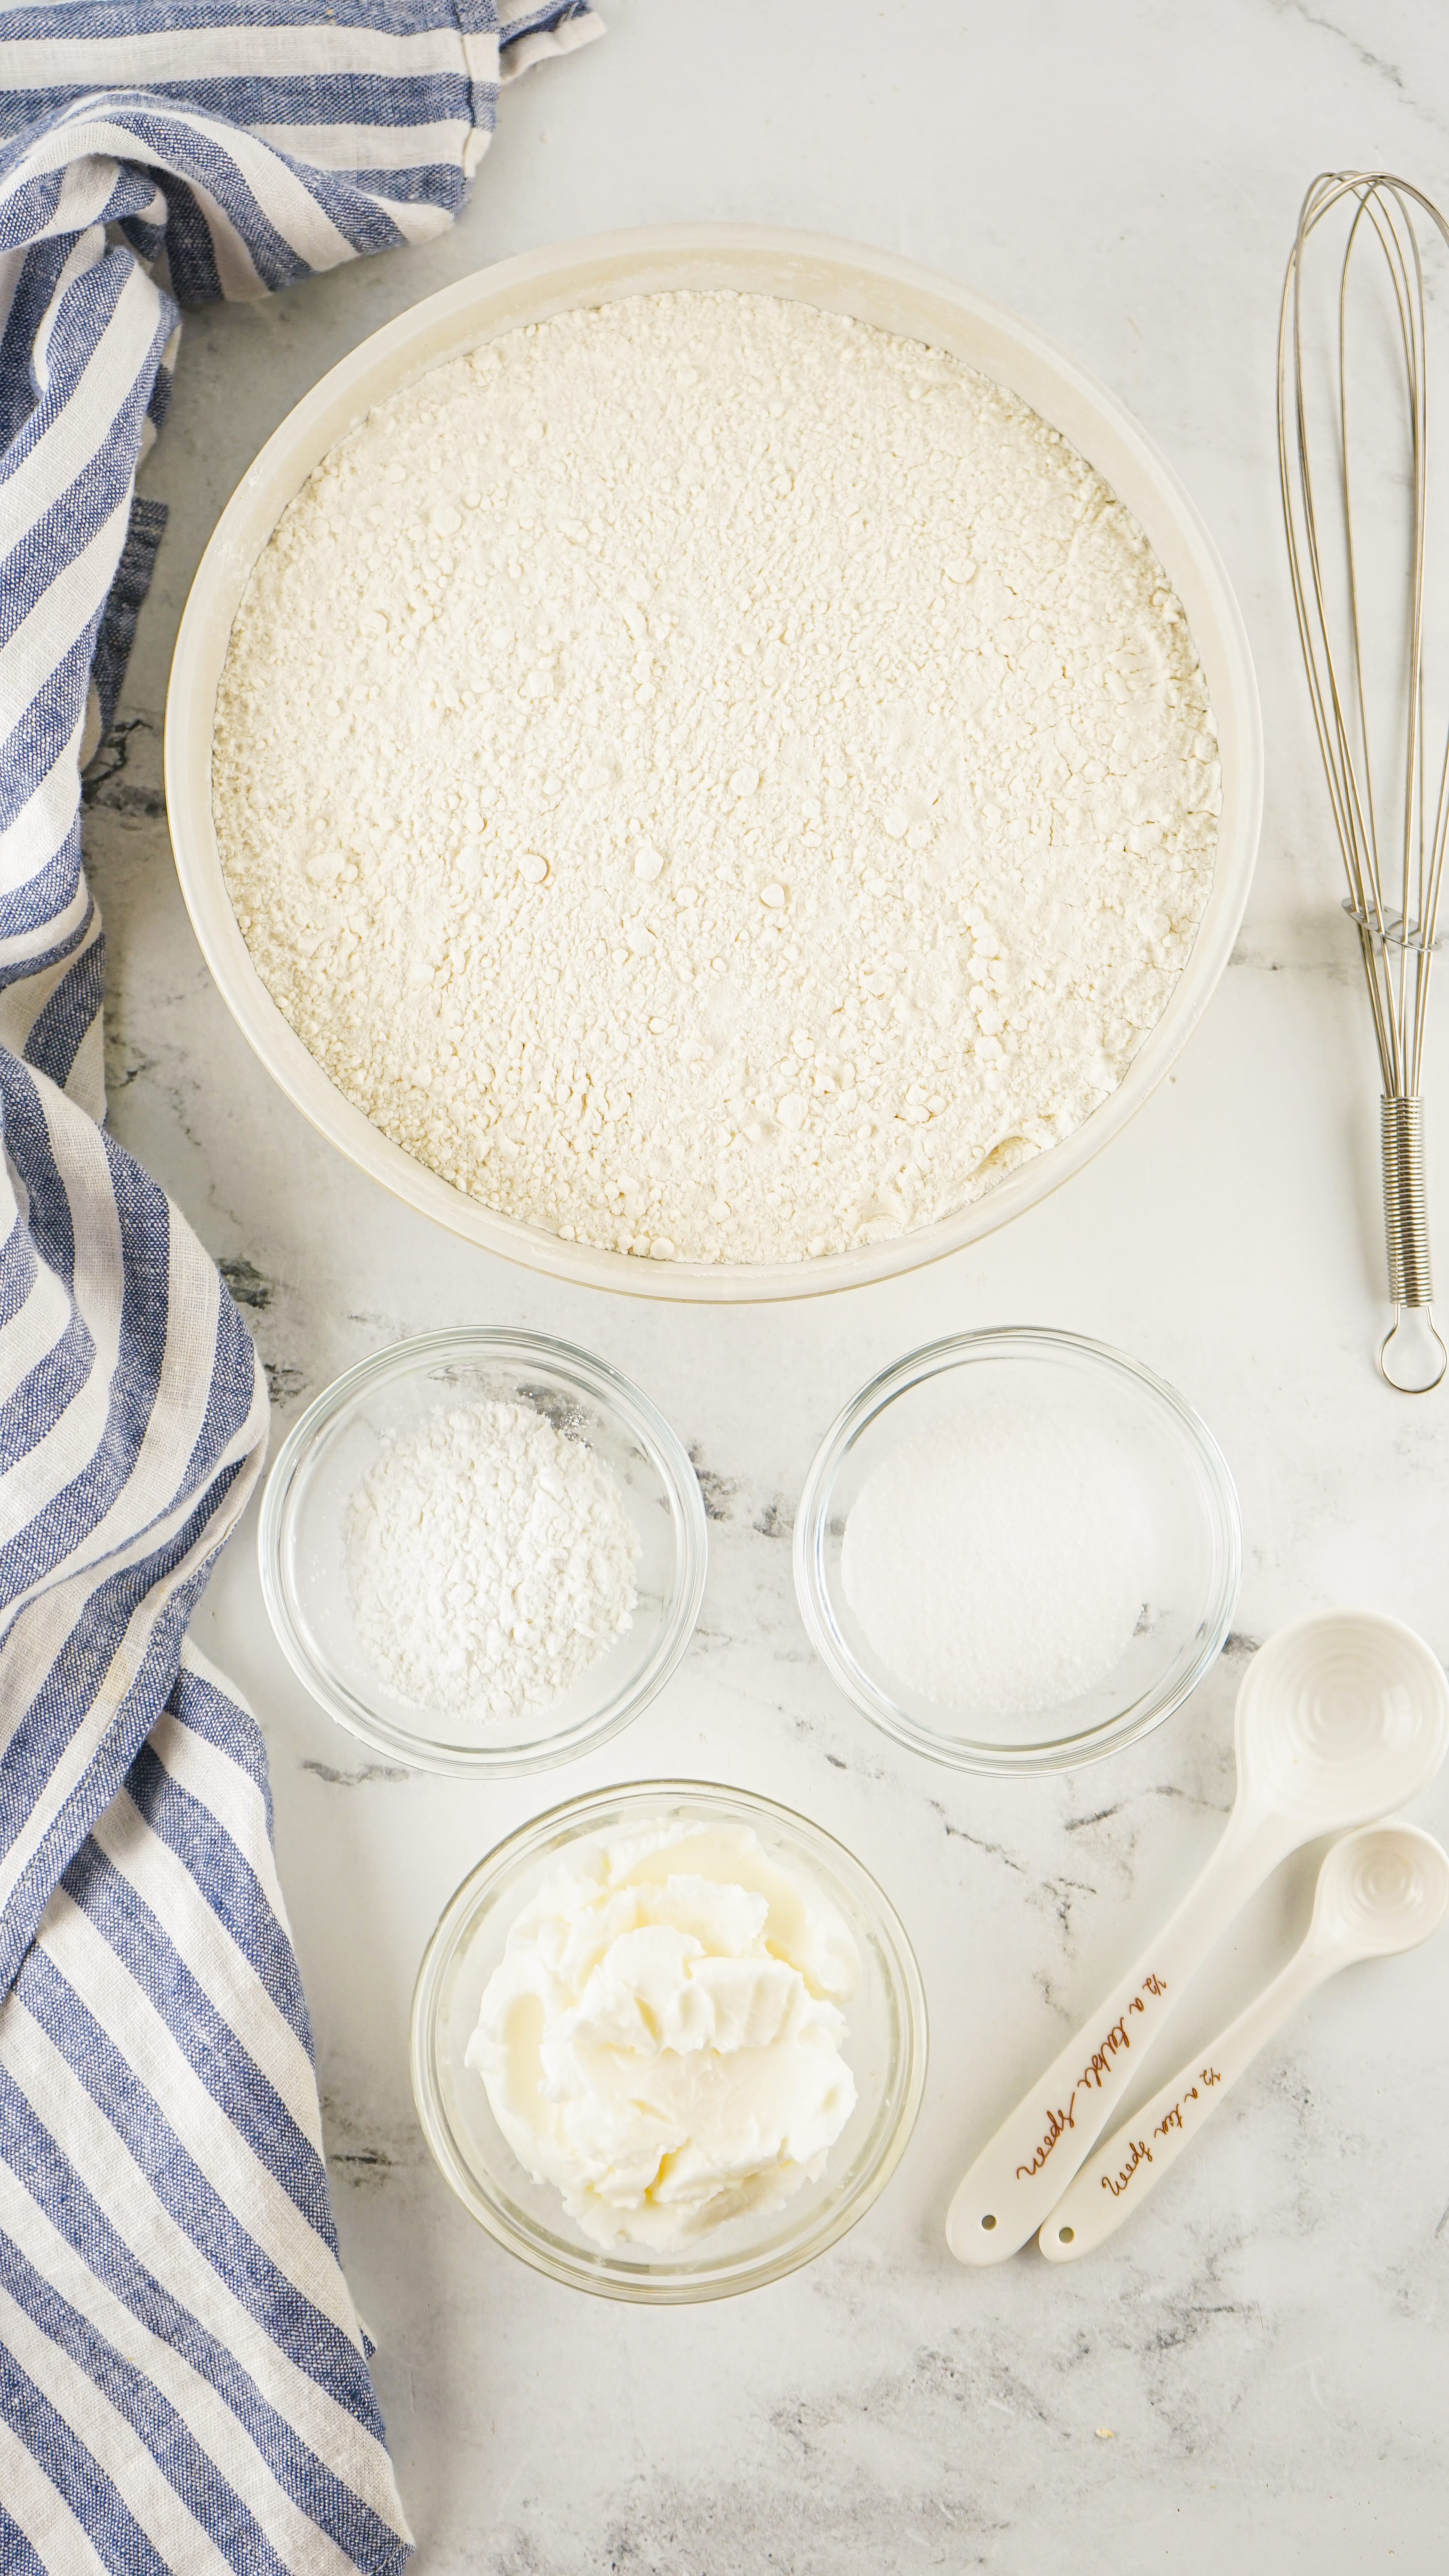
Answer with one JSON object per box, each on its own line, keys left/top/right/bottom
{"left": 1279, "top": 171, "right": 1449, "bottom": 1391}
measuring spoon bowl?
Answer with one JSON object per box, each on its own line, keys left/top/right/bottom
{"left": 1234, "top": 1610, "right": 1449, "bottom": 1832}
{"left": 1308, "top": 1815, "right": 1449, "bottom": 1958}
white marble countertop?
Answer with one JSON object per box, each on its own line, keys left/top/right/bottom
{"left": 93, "top": 3, "right": 1449, "bottom": 2564}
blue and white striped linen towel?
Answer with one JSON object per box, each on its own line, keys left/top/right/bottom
{"left": 0, "top": 6, "right": 601, "bottom": 2566}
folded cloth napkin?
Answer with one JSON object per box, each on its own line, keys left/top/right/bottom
{"left": 0, "top": 6, "right": 600, "bottom": 2567}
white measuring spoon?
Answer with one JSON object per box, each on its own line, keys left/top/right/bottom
{"left": 1038, "top": 1819, "right": 1449, "bottom": 2261}
{"left": 945, "top": 1612, "right": 1449, "bottom": 2265}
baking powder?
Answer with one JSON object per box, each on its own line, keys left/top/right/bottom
{"left": 344, "top": 1398, "right": 639, "bottom": 1720}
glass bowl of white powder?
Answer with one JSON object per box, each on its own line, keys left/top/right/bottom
{"left": 794, "top": 1327, "right": 1240, "bottom": 1774}
{"left": 259, "top": 1330, "right": 708, "bottom": 1776}
{"left": 409, "top": 1782, "right": 927, "bottom": 2301}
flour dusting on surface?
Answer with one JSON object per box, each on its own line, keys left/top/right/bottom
{"left": 214, "top": 290, "right": 1221, "bottom": 1265}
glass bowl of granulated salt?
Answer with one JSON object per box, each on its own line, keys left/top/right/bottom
{"left": 794, "top": 1327, "right": 1241, "bottom": 1775}
{"left": 259, "top": 1330, "right": 708, "bottom": 1777}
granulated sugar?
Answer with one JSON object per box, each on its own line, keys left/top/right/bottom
{"left": 840, "top": 1396, "right": 1149, "bottom": 1719}
{"left": 344, "top": 1398, "right": 639, "bottom": 1721}
{"left": 214, "top": 291, "right": 1220, "bottom": 1266}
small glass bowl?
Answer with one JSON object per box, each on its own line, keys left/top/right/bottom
{"left": 258, "top": 1330, "right": 707, "bottom": 1777}
{"left": 794, "top": 1326, "right": 1241, "bottom": 1776}
{"left": 410, "top": 1781, "right": 928, "bottom": 2302}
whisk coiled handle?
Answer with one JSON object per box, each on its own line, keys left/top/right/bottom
{"left": 1382, "top": 1095, "right": 1433, "bottom": 1307}
{"left": 1379, "top": 1096, "right": 1447, "bottom": 1391}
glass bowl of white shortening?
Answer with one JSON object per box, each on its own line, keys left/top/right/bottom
{"left": 794, "top": 1326, "right": 1242, "bottom": 1776}
{"left": 409, "top": 1782, "right": 928, "bottom": 2302}
{"left": 258, "top": 1329, "right": 708, "bottom": 1777}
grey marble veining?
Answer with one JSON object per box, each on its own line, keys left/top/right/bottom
{"left": 87, "top": 4, "right": 1449, "bottom": 2564}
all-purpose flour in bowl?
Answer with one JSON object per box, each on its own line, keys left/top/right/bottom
{"left": 213, "top": 290, "right": 1221, "bottom": 1267}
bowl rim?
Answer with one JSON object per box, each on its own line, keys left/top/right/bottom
{"left": 409, "top": 1777, "right": 930, "bottom": 2302}
{"left": 257, "top": 1327, "right": 709, "bottom": 1777}
{"left": 793, "top": 1323, "right": 1243, "bottom": 1775}
{"left": 165, "top": 219, "right": 1263, "bottom": 1305}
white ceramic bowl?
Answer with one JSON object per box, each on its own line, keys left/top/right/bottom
{"left": 258, "top": 1330, "right": 707, "bottom": 1777}
{"left": 167, "top": 225, "right": 1262, "bottom": 1303}
{"left": 410, "top": 1781, "right": 928, "bottom": 2301}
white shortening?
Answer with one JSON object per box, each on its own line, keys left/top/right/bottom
{"left": 467, "top": 1820, "right": 861, "bottom": 2248}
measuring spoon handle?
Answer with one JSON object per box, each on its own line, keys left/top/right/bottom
{"left": 945, "top": 1809, "right": 1284, "bottom": 2263}
{"left": 1037, "top": 1942, "right": 1330, "bottom": 2261}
